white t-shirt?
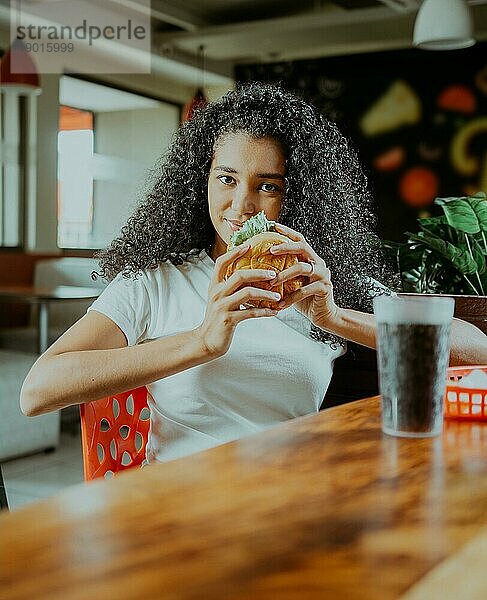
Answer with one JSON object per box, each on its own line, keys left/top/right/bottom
{"left": 88, "top": 250, "right": 345, "bottom": 463}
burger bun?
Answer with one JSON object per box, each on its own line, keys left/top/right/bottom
{"left": 226, "top": 231, "right": 305, "bottom": 309}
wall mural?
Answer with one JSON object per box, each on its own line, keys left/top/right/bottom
{"left": 236, "top": 42, "right": 487, "bottom": 241}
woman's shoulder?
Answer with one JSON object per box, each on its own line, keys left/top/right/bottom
{"left": 90, "top": 252, "right": 210, "bottom": 343}
{"left": 113, "top": 250, "right": 210, "bottom": 285}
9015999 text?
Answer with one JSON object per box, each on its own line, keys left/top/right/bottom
{"left": 25, "top": 42, "right": 74, "bottom": 53}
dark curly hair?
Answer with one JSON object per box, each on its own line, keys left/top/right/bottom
{"left": 95, "top": 82, "right": 397, "bottom": 346}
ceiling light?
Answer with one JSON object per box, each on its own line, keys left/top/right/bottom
{"left": 413, "top": 0, "right": 476, "bottom": 50}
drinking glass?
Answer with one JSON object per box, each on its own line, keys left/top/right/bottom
{"left": 373, "top": 295, "right": 455, "bottom": 438}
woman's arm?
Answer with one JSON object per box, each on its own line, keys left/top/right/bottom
{"left": 20, "top": 310, "right": 212, "bottom": 417}
{"left": 328, "top": 309, "right": 487, "bottom": 366}
{"left": 448, "top": 318, "right": 487, "bottom": 366}
{"left": 326, "top": 308, "right": 376, "bottom": 349}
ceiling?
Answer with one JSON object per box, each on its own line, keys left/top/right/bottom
{"left": 148, "top": 0, "right": 487, "bottom": 75}
{"left": 2, "top": 0, "right": 487, "bottom": 86}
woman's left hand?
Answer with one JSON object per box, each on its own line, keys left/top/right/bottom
{"left": 269, "top": 223, "right": 340, "bottom": 331}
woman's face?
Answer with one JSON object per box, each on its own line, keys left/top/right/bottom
{"left": 207, "top": 131, "right": 286, "bottom": 260}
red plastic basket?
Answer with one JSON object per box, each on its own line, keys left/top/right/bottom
{"left": 444, "top": 365, "right": 487, "bottom": 420}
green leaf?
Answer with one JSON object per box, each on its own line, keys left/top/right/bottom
{"left": 403, "top": 233, "right": 428, "bottom": 252}
{"left": 228, "top": 210, "right": 275, "bottom": 247}
{"left": 469, "top": 197, "right": 487, "bottom": 234}
{"left": 417, "top": 217, "right": 447, "bottom": 237}
{"left": 398, "top": 243, "right": 427, "bottom": 273}
{"left": 417, "top": 217, "right": 458, "bottom": 244}
{"left": 418, "top": 215, "right": 448, "bottom": 229}
{"left": 435, "top": 196, "right": 487, "bottom": 234}
{"left": 402, "top": 270, "right": 421, "bottom": 292}
{"left": 481, "top": 270, "right": 487, "bottom": 291}
{"left": 381, "top": 239, "right": 402, "bottom": 249}
{"left": 407, "top": 232, "right": 479, "bottom": 274}
{"left": 469, "top": 237, "right": 487, "bottom": 274}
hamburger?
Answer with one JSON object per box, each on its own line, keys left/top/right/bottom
{"left": 225, "top": 211, "right": 305, "bottom": 310}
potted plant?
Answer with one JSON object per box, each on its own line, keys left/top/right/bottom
{"left": 381, "top": 191, "right": 487, "bottom": 333}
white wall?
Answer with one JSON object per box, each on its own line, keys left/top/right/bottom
{"left": 91, "top": 103, "right": 180, "bottom": 247}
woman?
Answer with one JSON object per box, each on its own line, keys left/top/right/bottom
{"left": 21, "top": 83, "right": 487, "bottom": 463}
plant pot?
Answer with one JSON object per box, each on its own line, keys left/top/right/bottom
{"left": 398, "top": 293, "right": 487, "bottom": 335}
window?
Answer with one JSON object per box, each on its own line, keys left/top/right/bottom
{"left": 58, "top": 107, "right": 94, "bottom": 248}
{"left": 0, "top": 92, "right": 29, "bottom": 248}
{"left": 57, "top": 76, "right": 180, "bottom": 249}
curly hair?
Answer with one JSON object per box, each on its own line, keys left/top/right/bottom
{"left": 95, "top": 82, "right": 397, "bottom": 346}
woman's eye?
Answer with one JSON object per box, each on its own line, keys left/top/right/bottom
{"left": 260, "top": 183, "right": 280, "bottom": 193}
{"left": 217, "top": 175, "right": 235, "bottom": 185}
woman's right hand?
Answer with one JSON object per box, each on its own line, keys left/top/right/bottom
{"left": 197, "top": 244, "right": 282, "bottom": 358}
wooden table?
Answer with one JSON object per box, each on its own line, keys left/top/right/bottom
{"left": 0, "top": 285, "right": 101, "bottom": 353}
{"left": 1, "top": 396, "right": 487, "bottom": 599}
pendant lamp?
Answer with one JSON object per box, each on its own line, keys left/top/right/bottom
{"left": 413, "top": 0, "right": 475, "bottom": 50}
{"left": 181, "top": 87, "right": 207, "bottom": 122}
{"left": 0, "top": 38, "right": 41, "bottom": 94}
{"left": 181, "top": 45, "right": 207, "bottom": 122}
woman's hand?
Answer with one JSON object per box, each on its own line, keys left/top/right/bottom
{"left": 269, "top": 223, "right": 340, "bottom": 331}
{"left": 197, "top": 244, "right": 282, "bottom": 358}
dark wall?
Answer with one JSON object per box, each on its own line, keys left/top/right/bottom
{"left": 236, "top": 43, "right": 487, "bottom": 242}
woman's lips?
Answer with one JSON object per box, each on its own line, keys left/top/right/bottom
{"left": 225, "top": 219, "right": 243, "bottom": 232}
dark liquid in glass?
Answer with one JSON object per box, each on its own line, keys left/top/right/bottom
{"left": 377, "top": 322, "right": 450, "bottom": 437}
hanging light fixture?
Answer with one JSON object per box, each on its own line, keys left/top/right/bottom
{"left": 181, "top": 45, "right": 208, "bottom": 122}
{"left": 181, "top": 87, "right": 207, "bottom": 122}
{"left": 413, "top": 0, "right": 475, "bottom": 50}
{"left": 0, "top": 38, "right": 42, "bottom": 94}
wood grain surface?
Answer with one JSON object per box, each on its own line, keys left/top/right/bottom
{"left": 1, "top": 396, "right": 487, "bottom": 600}
{"left": 401, "top": 527, "right": 487, "bottom": 599}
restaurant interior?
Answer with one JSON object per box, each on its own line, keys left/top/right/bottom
{"left": 1, "top": 1, "right": 487, "bottom": 597}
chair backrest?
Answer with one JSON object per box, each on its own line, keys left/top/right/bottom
{"left": 80, "top": 386, "right": 150, "bottom": 481}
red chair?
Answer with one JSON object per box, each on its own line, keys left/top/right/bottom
{"left": 79, "top": 386, "right": 150, "bottom": 481}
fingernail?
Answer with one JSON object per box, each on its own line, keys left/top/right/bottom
{"left": 265, "top": 271, "right": 277, "bottom": 278}
{"left": 272, "top": 292, "right": 281, "bottom": 300}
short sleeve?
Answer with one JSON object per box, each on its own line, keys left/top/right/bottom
{"left": 87, "top": 272, "right": 151, "bottom": 346}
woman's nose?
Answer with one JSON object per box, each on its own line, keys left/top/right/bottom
{"left": 230, "top": 186, "right": 255, "bottom": 214}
